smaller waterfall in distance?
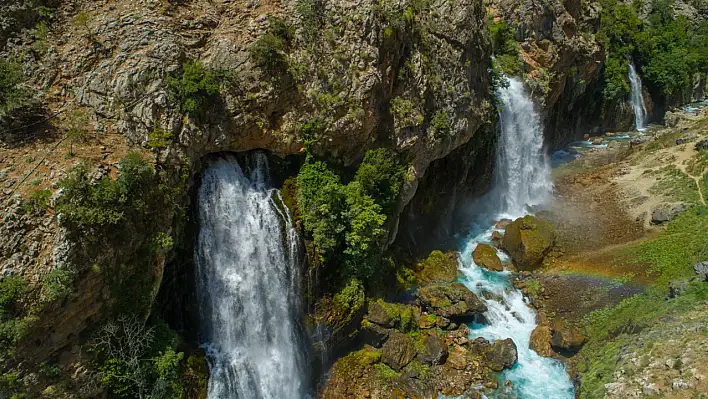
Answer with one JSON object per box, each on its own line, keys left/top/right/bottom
{"left": 628, "top": 62, "right": 648, "bottom": 132}
{"left": 458, "top": 76, "right": 574, "bottom": 398}
{"left": 494, "top": 77, "right": 553, "bottom": 216}
{"left": 195, "top": 154, "right": 307, "bottom": 399}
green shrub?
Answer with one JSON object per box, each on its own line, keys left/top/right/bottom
{"left": 390, "top": 97, "right": 423, "bottom": 129}
{"left": 91, "top": 317, "right": 186, "bottom": 399}
{"left": 249, "top": 16, "right": 294, "bottom": 75}
{"left": 0, "top": 277, "right": 27, "bottom": 319}
{"left": 167, "top": 61, "right": 221, "bottom": 119}
{"left": 489, "top": 20, "right": 521, "bottom": 75}
{"left": 40, "top": 267, "right": 76, "bottom": 302}
{"left": 295, "top": 0, "right": 323, "bottom": 43}
{"left": 23, "top": 189, "right": 52, "bottom": 213}
{"left": 343, "top": 182, "right": 387, "bottom": 279}
{"left": 297, "top": 160, "right": 348, "bottom": 257}
{"left": 429, "top": 110, "right": 451, "bottom": 139}
{"left": 0, "top": 58, "right": 29, "bottom": 116}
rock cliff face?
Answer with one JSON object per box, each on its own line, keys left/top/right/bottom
{"left": 0, "top": 0, "right": 496, "bottom": 387}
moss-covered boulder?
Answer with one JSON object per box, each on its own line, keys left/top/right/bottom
{"left": 472, "top": 244, "right": 503, "bottom": 271}
{"left": 502, "top": 215, "right": 555, "bottom": 270}
{"left": 366, "top": 300, "right": 421, "bottom": 332}
{"left": 382, "top": 331, "right": 417, "bottom": 371}
{"left": 417, "top": 282, "right": 486, "bottom": 322}
{"left": 415, "top": 250, "right": 459, "bottom": 283}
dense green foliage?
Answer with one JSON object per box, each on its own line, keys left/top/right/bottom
{"left": 599, "top": 0, "right": 708, "bottom": 103}
{"left": 297, "top": 149, "right": 408, "bottom": 283}
{"left": 0, "top": 58, "right": 29, "bottom": 116}
{"left": 167, "top": 61, "right": 221, "bottom": 119}
{"left": 489, "top": 20, "right": 521, "bottom": 75}
{"left": 354, "top": 148, "right": 408, "bottom": 214}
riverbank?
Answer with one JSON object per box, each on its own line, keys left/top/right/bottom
{"left": 526, "top": 107, "right": 708, "bottom": 397}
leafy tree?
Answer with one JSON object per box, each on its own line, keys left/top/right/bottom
{"left": 343, "top": 182, "right": 387, "bottom": 279}
{"left": 354, "top": 148, "right": 407, "bottom": 213}
{"left": 297, "top": 160, "right": 348, "bottom": 258}
{"left": 167, "top": 61, "right": 221, "bottom": 119}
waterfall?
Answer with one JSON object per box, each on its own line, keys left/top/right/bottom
{"left": 195, "top": 154, "right": 308, "bottom": 399}
{"left": 494, "top": 77, "right": 553, "bottom": 217}
{"left": 458, "top": 76, "right": 574, "bottom": 398}
{"left": 628, "top": 62, "right": 648, "bottom": 132}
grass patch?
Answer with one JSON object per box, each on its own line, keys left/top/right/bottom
{"left": 578, "top": 281, "right": 708, "bottom": 398}
{"left": 624, "top": 205, "right": 708, "bottom": 285}
{"left": 648, "top": 165, "right": 701, "bottom": 204}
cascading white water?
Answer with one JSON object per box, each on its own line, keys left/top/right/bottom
{"left": 628, "top": 62, "right": 648, "bottom": 132}
{"left": 458, "top": 76, "right": 574, "bottom": 398}
{"left": 494, "top": 78, "right": 553, "bottom": 217}
{"left": 195, "top": 154, "right": 308, "bottom": 399}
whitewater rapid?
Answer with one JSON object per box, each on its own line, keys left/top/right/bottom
{"left": 457, "top": 77, "right": 575, "bottom": 398}
{"left": 195, "top": 154, "right": 308, "bottom": 399}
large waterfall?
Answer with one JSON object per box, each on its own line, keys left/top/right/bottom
{"left": 459, "top": 76, "right": 574, "bottom": 398}
{"left": 628, "top": 62, "right": 648, "bottom": 132}
{"left": 494, "top": 77, "right": 553, "bottom": 216}
{"left": 195, "top": 154, "right": 308, "bottom": 399}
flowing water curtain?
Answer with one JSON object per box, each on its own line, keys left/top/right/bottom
{"left": 628, "top": 62, "right": 648, "bottom": 132}
{"left": 195, "top": 153, "right": 308, "bottom": 399}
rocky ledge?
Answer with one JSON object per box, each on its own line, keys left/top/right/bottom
{"left": 322, "top": 281, "right": 518, "bottom": 398}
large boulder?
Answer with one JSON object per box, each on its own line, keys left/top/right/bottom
{"left": 418, "top": 332, "right": 449, "bottom": 365}
{"left": 472, "top": 244, "right": 503, "bottom": 271}
{"left": 415, "top": 250, "right": 459, "bottom": 283}
{"left": 694, "top": 261, "right": 708, "bottom": 281}
{"left": 502, "top": 215, "right": 555, "bottom": 270}
{"left": 529, "top": 324, "right": 554, "bottom": 357}
{"left": 484, "top": 338, "right": 518, "bottom": 371}
{"left": 366, "top": 300, "right": 420, "bottom": 332}
{"left": 550, "top": 320, "right": 587, "bottom": 353}
{"left": 417, "top": 282, "right": 487, "bottom": 322}
{"left": 382, "top": 331, "right": 416, "bottom": 371}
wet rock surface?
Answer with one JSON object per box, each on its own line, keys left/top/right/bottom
{"left": 472, "top": 243, "right": 503, "bottom": 271}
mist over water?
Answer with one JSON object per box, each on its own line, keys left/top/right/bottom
{"left": 458, "top": 77, "right": 574, "bottom": 398}
{"left": 195, "top": 154, "right": 308, "bottom": 399}
{"left": 629, "top": 62, "right": 648, "bottom": 132}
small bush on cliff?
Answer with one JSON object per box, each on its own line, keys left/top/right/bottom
{"left": 0, "top": 277, "right": 30, "bottom": 359}
{"left": 0, "top": 58, "right": 30, "bottom": 117}
{"left": 249, "top": 16, "right": 294, "bottom": 76}
{"left": 167, "top": 60, "right": 221, "bottom": 120}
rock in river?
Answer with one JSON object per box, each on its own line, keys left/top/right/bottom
{"left": 417, "top": 282, "right": 487, "bottom": 322}
{"left": 502, "top": 215, "right": 555, "bottom": 270}
{"left": 472, "top": 243, "right": 503, "bottom": 271}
